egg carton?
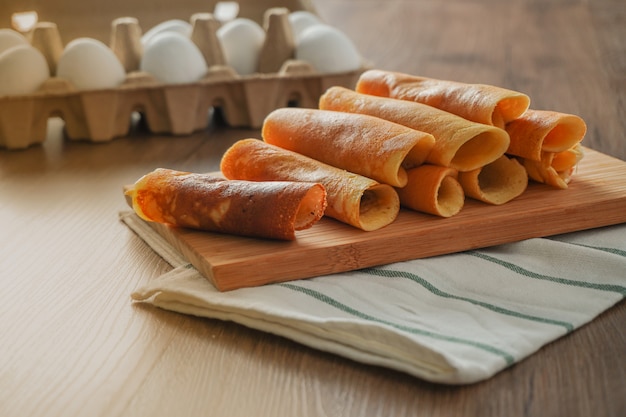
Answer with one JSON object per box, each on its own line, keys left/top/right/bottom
{"left": 0, "top": 8, "right": 364, "bottom": 150}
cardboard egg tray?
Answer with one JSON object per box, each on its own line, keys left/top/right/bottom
{"left": 0, "top": 6, "right": 364, "bottom": 150}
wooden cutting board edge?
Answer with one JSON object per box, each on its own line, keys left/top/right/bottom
{"left": 128, "top": 147, "right": 626, "bottom": 291}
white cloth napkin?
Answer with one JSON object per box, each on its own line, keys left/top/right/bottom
{"left": 120, "top": 211, "right": 625, "bottom": 384}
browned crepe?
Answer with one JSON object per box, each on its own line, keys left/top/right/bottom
{"left": 125, "top": 168, "right": 327, "bottom": 240}
{"left": 220, "top": 139, "right": 400, "bottom": 231}
{"left": 356, "top": 69, "right": 530, "bottom": 129}
{"left": 319, "top": 86, "right": 510, "bottom": 172}
{"left": 505, "top": 109, "right": 587, "bottom": 161}
{"left": 262, "top": 107, "right": 435, "bottom": 187}
{"left": 458, "top": 155, "right": 528, "bottom": 205}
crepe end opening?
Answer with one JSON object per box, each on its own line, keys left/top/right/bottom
{"left": 435, "top": 176, "right": 465, "bottom": 217}
{"left": 493, "top": 94, "right": 531, "bottom": 128}
{"left": 357, "top": 184, "right": 400, "bottom": 231}
{"left": 293, "top": 184, "right": 327, "bottom": 231}
{"left": 450, "top": 129, "right": 510, "bottom": 172}
{"left": 473, "top": 156, "right": 528, "bottom": 205}
{"left": 542, "top": 116, "right": 587, "bottom": 153}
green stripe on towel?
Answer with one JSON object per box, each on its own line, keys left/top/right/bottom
{"left": 564, "top": 243, "right": 626, "bottom": 258}
{"left": 468, "top": 251, "right": 626, "bottom": 295}
{"left": 279, "top": 282, "right": 516, "bottom": 365}
{"left": 363, "top": 268, "right": 575, "bottom": 332}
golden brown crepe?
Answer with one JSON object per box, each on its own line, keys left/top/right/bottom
{"left": 520, "top": 144, "right": 584, "bottom": 189}
{"left": 125, "top": 168, "right": 327, "bottom": 240}
{"left": 396, "top": 165, "right": 465, "bottom": 218}
{"left": 458, "top": 155, "right": 528, "bottom": 205}
{"left": 505, "top": 109, "right": 587, "bottom": 161}
{"left": 319, "top": 86, "right": 510, "bottom": 172}
{"left": 261, "top": 107, "right": 435, "bottom": 188}
{"left": 220, "top": 139, "right": 400, "bottom": 231}
{"left": 356, "top": 69, "right": 530, "bottom": 129}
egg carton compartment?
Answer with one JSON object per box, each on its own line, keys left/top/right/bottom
{"left": 0, "top": 3, "right": 365, "bottom": 150}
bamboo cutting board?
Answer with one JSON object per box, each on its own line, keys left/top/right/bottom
{"left": 130, "top": 148, "right": 626, "bottom": 291}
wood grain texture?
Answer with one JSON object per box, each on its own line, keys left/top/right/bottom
{"left": 0, "top": 1, "right": 624, "bottom": 417}
{"left": 315, "top": 0, "right": 626, "bottom": 162}
{"left": 141, "top": 148, "right": 626, "bottom": 290}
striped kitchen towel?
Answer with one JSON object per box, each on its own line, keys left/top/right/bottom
{"left": 121, "top": 211, "right": 625, "bottom": 384}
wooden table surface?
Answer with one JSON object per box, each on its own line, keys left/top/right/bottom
{"left": 1, "top": 1, "right": 624, "bottom": 416}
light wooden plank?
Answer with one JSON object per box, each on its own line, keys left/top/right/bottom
{"left": 136, "top": 148, "right": 626, "bottom": 291}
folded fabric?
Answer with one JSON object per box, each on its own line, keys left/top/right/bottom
{"left": 120, "top": 211, "right": 625, "bottom": 384}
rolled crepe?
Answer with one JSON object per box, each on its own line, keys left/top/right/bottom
{"left": 521, "top": 144, "right": 584, "bottom": 189}
{"left": 261, "top": 107, "right": 435, "bottom": 187}
{"left": 396, "top": 165, "right": 465, "bottom": 218}
{"left": 458, "top": 155, "right": 528, "bottom": 205}
{"left": 220, "top": 139, "right": 400, "bottom": 231}
{"left": 319, "top": 86, "right": 510, "bottom": 172}
{"left": 125, "top": 168, "right": 327, "bottom": 240}
{"left": 505, "top": 109, "right": 587, "bottom": 161}
{"left": 356, "top": 69, "right": 530, "bottom": 128}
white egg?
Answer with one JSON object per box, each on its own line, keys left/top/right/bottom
{"left": 140, "top": 32, "right": 208, "bottom": 84}
{"left": 0, "top": 44, "right": 50, "bottom": 96}
{"left": 214, "top": 1, "right": 240, "bottom": 22}
{"left": 0, "top": 28, "right": 29, "bottom": 54}
{"left": 288, "top": 11, "right": 321, "bottom": 41}
{"left": 217, "top": 18, "right": 265, "bottom": 75}
{"left": 56, "top": 38, "right": 126, "bottom": 90}
{"left": 295, "top": 24, "right": 362, "bottom": 74}
{"left": 141, "top": 19, "right": 193, "bottom": 47}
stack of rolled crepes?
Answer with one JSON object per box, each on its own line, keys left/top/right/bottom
{"left": 353, "top": 69, "right": 587, "bottom": 192}
{"left": 127, "top": 69, "right": 587, "bottom": 240}
{"left": 222, "top": 70, "right": 586, "bottom": 225}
